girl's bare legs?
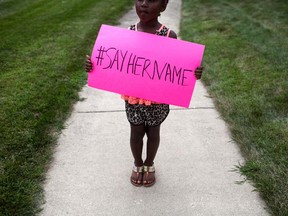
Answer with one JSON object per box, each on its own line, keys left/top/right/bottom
{"left": 130, "top": 124, "right": 161, "bottom": 186}
{"left": 130, "top": 123, "right": 161, "bottom": 166}
{"left": 144, "top": 125, "right": 161, "bottom": 166}
{"left": 142, "top": 125, "right": 160, "bottom": 186}
{"left": 130, "top": 124, "right": 146, "bottom": 186}
{"left": 130, "top": 124, "right": 146, "bottom": 167}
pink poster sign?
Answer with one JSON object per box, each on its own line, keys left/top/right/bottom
{"left": 88, "top": 24, "right": 205, "bottom": 108}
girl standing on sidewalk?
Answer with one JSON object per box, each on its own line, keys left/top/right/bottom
{"left": 86, "top": 0, "right": 203, "bottom": 187}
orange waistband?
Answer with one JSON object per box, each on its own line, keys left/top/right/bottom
{"left": 121, "top": 95, "right": 160, "bottom": 106}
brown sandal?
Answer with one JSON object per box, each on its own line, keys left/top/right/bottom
{"left": 143, "top": 165, "right": 156, "bottom": 187}
{"left": 130, "top": 165, "right": 143, "bottom": 187}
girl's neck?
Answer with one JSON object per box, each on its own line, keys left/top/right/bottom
{"left": 137, "top": 20, "right": 162, "bottom": 34}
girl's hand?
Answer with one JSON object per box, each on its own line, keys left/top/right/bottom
{"left": 195, "top": 66, "right": 204, "bottom": 80}
{"left": 85, "top": 55, "right": 93, "bottom": 73}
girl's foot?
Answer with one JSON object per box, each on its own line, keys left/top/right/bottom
{"left": 143, "top": 165, "right": 156, "bottom": 187}
{"left": 130, "top": 165, "right": 143, "bottom": 187}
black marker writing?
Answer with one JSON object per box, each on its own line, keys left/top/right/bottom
{"left": 94, "top": 46, "right": 194, "bottom": 86}
{"left": 96, "top": 46, "right": 105, "bottom": 65}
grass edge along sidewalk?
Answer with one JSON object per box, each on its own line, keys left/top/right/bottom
{"left": 180, "top": 0, "right": 288, "bottom": 215}
{"left": 0, "top": 0, "right": 134, "bottom": 215}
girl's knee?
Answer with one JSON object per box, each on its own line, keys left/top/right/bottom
{"left": 130, "top": 124, "right": 146, "bottom": 142}
{"left": 130, "top": 134, "right": 143, "bottom": 144}
{"left": 146, "top": 126, "right": 160, "bottom": 141}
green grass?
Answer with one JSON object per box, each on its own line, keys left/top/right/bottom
{"left": 0, "top": 0, "right": 133, "bottom": 215}
{"left": 180, "top": 0, "right": 288, "bottom": 215}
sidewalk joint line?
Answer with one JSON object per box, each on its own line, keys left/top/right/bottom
{"left": 76, "top": 107, "right": 214, "bottom": 113}
{"left": 171, "top": 106, "right": 215, "bottom": 111}
{"left": 77, "top": 110, "right": 125, "bottom": 113}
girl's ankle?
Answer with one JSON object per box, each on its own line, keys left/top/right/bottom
{"left": 134, "top": 161, "right": 143, "bottom": 167}
{"left": 143, "top": 161, "right": 154, "bottom": 167}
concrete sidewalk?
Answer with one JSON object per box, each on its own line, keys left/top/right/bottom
{"left": 40, "top": 1, "right": 269, "bottom": 215}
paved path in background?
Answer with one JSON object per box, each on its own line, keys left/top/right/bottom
{"left": 41, "top": 1, "right": 269, "bottom": 215}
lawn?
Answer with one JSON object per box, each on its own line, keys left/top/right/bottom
{"left": 0, "top": 0, "right": 133, "bottom": 215}
{"left": 180, "top": 0, "right": 288, "bottom": 215}
{"left": 1, "top": 0, "right": 287, "bottom": 215}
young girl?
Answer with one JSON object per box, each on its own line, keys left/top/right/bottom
{"left": 86, "top": 0, "right": 203, "bottom": 187}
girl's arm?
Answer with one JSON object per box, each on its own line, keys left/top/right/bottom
{"left": 195, "top": 66, "right": 204, "bottom": 80}
{"left": 85, "top": 55, "right": 93, "bottom": 73}
{"left": 168, "top": 30, "right": 177, "bottom": 39}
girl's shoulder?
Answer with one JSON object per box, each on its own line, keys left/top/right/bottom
{"left": 156, "top": 25, "right": 177, "bottom": 39}
{"left": 156, "top": 25, "right": 169, "bottom": 36}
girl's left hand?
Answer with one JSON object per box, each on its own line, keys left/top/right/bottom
{"left": 195, "top": 66, "right": 204, "bottom": 80}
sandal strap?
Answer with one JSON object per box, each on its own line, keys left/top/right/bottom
{"left": 143, "top": 165, "right": 155, "bottom": 172}
{"left": 132, "top": 165, "right": 143, "bottom": 173}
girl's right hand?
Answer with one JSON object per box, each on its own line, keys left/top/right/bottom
{"left": 85, "top": 55, "right": 93, "bottom": 73}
